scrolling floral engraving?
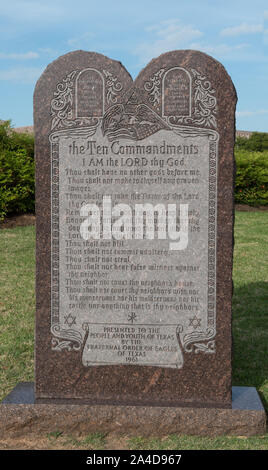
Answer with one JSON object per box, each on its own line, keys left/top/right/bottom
{"left": 182, "top": 328, "right": 215, "bottom": 353}
{"left": 51, "top": 70, "right": 77, "bottom": 130}
{"left": 144, "top": 67, "right": 217, "bottom": 129}
{"left": 51, "top": 323, "right": 83, "bottom": 351}
{"left": 51, "top": 70, "right": 100, "bottom": 131}
{"left": 176, "top": 325, "right": 215, "bottom": 356}
{"left": 191, "top": 68, "right": 217, "bottom": 128}
{"left": 103, "top": 69, "right": 123, "bottom": 104}
{"left": 167, "top": 68, "right": 217, "bottom": 128}
{"left": 144, "top": 68, "right": 165, "bottom": 109}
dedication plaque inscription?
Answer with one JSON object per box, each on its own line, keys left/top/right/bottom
{"left": 34, "top": 50, "right": 237, "bottom": 407}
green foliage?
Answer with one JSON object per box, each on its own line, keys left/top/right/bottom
{"left": 235, "top": 150, "right": 268, "bottom": 206}
{"left": 236, "top": 132, "right": 268, "bottom": 152}
{"left": 0, "top": 121, "right": 35, "bottom": 220}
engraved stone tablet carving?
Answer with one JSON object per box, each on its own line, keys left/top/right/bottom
{"left": 162, "top": 67, "right": 191, "bottom": 118}
{"left": 76, "top": 68, "right": 104, "bottom": 118}
{"left": 34, "top": 50, "right": 237, "bottom": 407}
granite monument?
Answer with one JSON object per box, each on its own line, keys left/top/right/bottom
{"left": 34, "top": 50, "right": 233, "bottom": 407}
{"left": 1, "top": 50, "right": 265, "bottom": 437}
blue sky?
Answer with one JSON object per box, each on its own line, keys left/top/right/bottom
{"left": 0, "top": 0, "right": 267, "bottom": 131}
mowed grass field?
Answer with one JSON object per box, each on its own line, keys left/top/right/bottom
{"left": 0, "top": 210, "right": 267, "bottom": 450}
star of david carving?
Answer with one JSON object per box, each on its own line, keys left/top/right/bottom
{"left": 64, "top": 313, "right": 76, "bottom": 327}
{"left": 189, "top": 315, "right": 201, "bottom": 330}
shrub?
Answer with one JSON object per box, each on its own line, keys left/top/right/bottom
{"left": 236, "top": 132, "right": 268, "bottom": 152}
{"left": 0, "top": 121, "right": 35, "bottom": 220}
{"left": 234, "top": 150, "right": 268, "bottom": 206}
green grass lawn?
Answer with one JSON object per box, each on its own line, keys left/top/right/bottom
{"left": 0, "top": 225, "right": 35, "bottom": 398}
{"left": 0, "top": 210, "right": 267, "bottom": 450}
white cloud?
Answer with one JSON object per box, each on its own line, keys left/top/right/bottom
{"left": 189, "top": 42, "right": 248, "bottom": 57}
{"left": 38, "top": 48, "right": 57, "bottom": 55}
{"left": 0, "top": 66, "right": 44, "bottom": 83}
{"left": 220, "top": 23, "right": 263, "bottom": 37}
{"left": 67, "top": 32, "right": 96, "bottom": 48}
{"left": 264, "top": 29, "right": 268, "bottom": 45}
{"left": 0, "top": 2, "right": 62, "bottom": 22}
{"left": 0, "top": 52, "right": 39, "bottom": 60}
{"left": 236, "top": 110, "right": 268, "bottom": 117}
{"left": 135, "top": 19, "right": 261, "bottom": 66}
{"left": 188, "top": 41, "right": 268, "bottom": 63}
{"left": 135, "top": 19, "right": 203, "bottom": 65}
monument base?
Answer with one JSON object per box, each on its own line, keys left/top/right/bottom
{"left": 1, "top": 383, "right": 266, "bottom": 438}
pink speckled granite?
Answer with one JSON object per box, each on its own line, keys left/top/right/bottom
{"left": 34, "top": 50, "right": 237, "bottom": 408}
{"left": 0, "top": 384, "right": 266, "bottom": 438}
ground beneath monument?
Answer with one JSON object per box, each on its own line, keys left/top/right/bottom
{"left": 0, "top": 213, "right": 35, "bottom": 228}
{"left": 0, "top": 434, "right": 131, "bottom": 450}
